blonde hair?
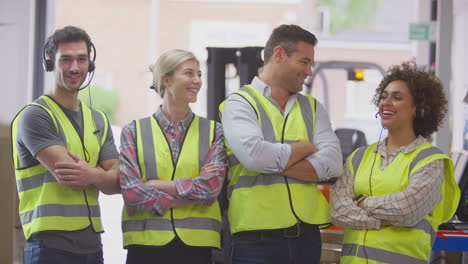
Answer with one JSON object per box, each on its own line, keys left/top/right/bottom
{"left": 149, "top": 49, "right": 198, "bottom": 98}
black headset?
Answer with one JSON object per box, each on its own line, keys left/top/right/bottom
{"left": 42, "top": 39, "right": 97, "bottom": 73}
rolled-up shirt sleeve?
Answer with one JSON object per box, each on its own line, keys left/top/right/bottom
{"left": 305, "top": 101, "right": 343, "bottom": 181}
{"left": 221, "top": 94, "right": 291, "bottom": 173}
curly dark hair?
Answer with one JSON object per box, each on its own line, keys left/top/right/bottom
{"left": 372, "top": 61, "right": 447, "bottom": 138}
{"left": 45, "top": 26, "right": 93, "bottom": 63}
{"left": 263, "top": 24, "right": 317, "bottom": 64}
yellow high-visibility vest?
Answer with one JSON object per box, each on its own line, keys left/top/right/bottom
{"left": 220, "top": 85, "right": 330, "bottom": 235}
{"left": 122, "top": 115, "right": 222, "bottom": 248}
{"left": 11, "top": 95, "right": 108, "bottom": 239}
{"left": 341, "top": 142, "right": 460, "bottom": 264}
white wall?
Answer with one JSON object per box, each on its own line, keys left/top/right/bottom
{"left": 451, "top": 0, "right": 468, "bottom": 152}
{"left": 414, "top": 0, "right": 431, "bottom": 66}
{"left": 0, "top": 0, "right": 35, "bottom": 126}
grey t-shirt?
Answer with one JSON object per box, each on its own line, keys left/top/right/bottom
{"left": 16, "top": 101, "right": 119, "bottom": 253}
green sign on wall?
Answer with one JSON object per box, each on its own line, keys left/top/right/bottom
{"left": 409, "top": 23, "right": 436, "bottom": 41}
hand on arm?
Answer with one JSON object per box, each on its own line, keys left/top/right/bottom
{"left": 356, "top": 197, "right": 391, "bottom": 227}
{"left": 145, "top": 180, "right": 177, "bottom": 195}
{"left": 282, "top": 159, "right": 319, "bottom": 182}
{"left": 145, "top": 163, "right": 221, "bottom": 196}
{"left": 145, "top": 162, "right": 226, "bottom": 208}
{"left": 53, "top": 152, "right": 120, "bottom": 194}
{"left": 94, "top": 157, "right": 120, "bottom": 194}
{"left": 173, "top": 124, "right": 227, "bottom": 206}
{"left": 277, "top": 140, "right": 319, "bottom": 181}
{"left": 329, "top": 160, "right": 381, "bottom": 230}
{"left": 36, "top": 145, "right": 93, "bottom": 190}
{"left": 284, "top": 141, "right": 317, "bottom": 169}
{"left": 144, "top": 179, "right": 194, "bottom": 208}
{"left": 282, "top": 102, "right": 343, "bottom": 182}
{"left": 359, "top": 160, "right": 444, "bottom": 226}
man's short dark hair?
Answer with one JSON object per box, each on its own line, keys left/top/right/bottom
{"left": 263, "top": 24, "right": 318, "bottom": 63}
{"left": 44, "top": 26, "right": 92, "bottom": 62}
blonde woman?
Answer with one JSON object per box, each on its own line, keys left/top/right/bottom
{"left": 119, "top": 49, "right": 227, "bottom": 264}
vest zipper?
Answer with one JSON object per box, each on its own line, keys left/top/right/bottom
{"left": 281, "top": 114, "right": 304, "bottom": 223}
{"left": 155, "top": 115, "right": 195, "bottom": 245}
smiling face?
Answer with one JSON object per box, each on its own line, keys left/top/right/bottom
{"left": 277, "top": 41, "right": 314, "bottom": 93}
{"left": 54, "top": 41, "right": 89, "bottom": 93}
{"left": 378, "top": 80, "right": 417, "bottom": 133}
{"left": 163, "top": 59, "right": 201, "bottom": 105}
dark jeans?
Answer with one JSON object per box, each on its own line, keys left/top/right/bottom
{"left": 231, "top": 225, "right": 322, "bottom": 264}
{"left": 126, "top": 237, "right": 212, "bottom": 264}
{"left": 24, "top": 240, "right": 103, "bottom": 264}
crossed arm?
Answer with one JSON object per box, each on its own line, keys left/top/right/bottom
{"left": 119, "top": 121, "right": 227, "bottom": 216}
{"left": 222, "top": 95, "right": 342, "bottom": 182}
{"left": 37, "top": 145, "right": 120, "bottom": 194}
{"left": 330, "top": 159, "right": 444, "bottom": 229}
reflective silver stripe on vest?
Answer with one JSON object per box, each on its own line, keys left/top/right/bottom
{"left": 409, "top": 147, "right": 443, "bottom": 173}
{"left": 239, "top": 89, "right": 314, "bottom": 143}
{"left": 232, "top": 88, "right": 314, "bottom": 165}
{"left": 175, "top": 217, "right": 222, "bottom": 232}
{"left": 227, "top": 154, "right": 240, "bottom": 167}
{"left": 123, "top": 217, "right": 221, "bottom": 232}
{"left": 296, "top": 94, "right": 314, "bottom": 142}
{"left": 231, "top": 87, "right": 274, "bottom": 170}
{"left": 341, "top": 243, "right": 427, "bottom": 264}
{"left": 138, "top": 116, "right": 212, "bottom": 179}
{"left": 123, "top": 218, "right": 173, "bottom": 232}
{"left": 20, "top": 204, "right": 101, "bottom": 225}
{"left": 412, "top": 218, "right": 437, "bottom": 243}
{"left": 233, "top": 173, "right": 310, "bottom": 191}
{"left": 198, "top": 117, "right": 211, "bottom": 169}
{"left": 239, "top": 87, "right": 276, "bottom": 142}
{"left": 16, "top": 171, "right": 56, "bottom": 192}
{"left": 351, "top": 146, "right": 368, "bottom": 175}
{"left": 139, "top": 117, "right": 158, "bottom": 180}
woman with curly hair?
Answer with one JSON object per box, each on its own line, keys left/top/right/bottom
{"left": 330, "top": 61, "right": 460, "bottom": 264}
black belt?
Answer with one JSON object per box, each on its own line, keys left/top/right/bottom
{"left": 233, "top": 223, "right": 318, "bottom": 239}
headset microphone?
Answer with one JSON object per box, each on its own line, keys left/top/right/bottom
{"left": 79, "top": 70, "right": 95, "bottom": 91}
{"left": 375, "top": 112, "right": 380, "bottom": 118}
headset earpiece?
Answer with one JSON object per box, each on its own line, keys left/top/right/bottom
{"left": 418, "top": 107, "right": 425, "bottom": 119}
{"left": 42, "top": 39, "right": 54, "bottom": 72}
{"left": 88, "top": 60, "right": 95, "bottom": 72}
{"left": 88, "top": 42, "right": 96, "bottom": 73}
{"left": 43, "top": 59, "right": 54, "bottom": 72}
